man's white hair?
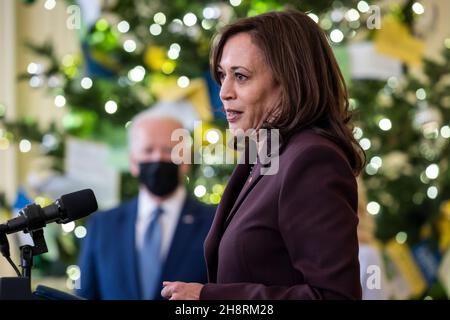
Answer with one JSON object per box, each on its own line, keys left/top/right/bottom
{"left": 127, "top": 107, "right": 186, "bottom": 147}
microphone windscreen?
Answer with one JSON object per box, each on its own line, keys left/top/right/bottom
{"left": 60, "top": 189, "right": 98, "bottom": 221}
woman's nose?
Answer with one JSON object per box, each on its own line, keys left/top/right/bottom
{"left": 219, "top": 77, "right": 236, "bottom": 101}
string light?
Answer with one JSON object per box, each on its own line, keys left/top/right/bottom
{"left": 395, "top": 232, "right": 407, "bottom": 244}
{"left": 177, "top": 76, "right": 190, "bottom": 88}
{"left": 387, "top": 76, "right": 399, "bottom": 88}
{"left": 117, "top": 20, "right": 130, "bottom": 33}
{"left": 44, "top": 0, "right": 56, "bottom": 10}
{"left": 365, "top": 163, "right": 378, "bottom": 175}
{"left": 27, "top": 62, "right": 41, "bottom": 74}
{"left": 54, "top": 95, "right": 66, "bottom": 108}
{"left": 416, "top": 88, "right": 426, "bottom": 100}
{"left": 74, "top": 226, "right": 87, "bottom": 238}
{"left": 320, "top": 18, "right": 332, "bottom": 30}
{"left": 62, "top": 221, "right": 75, "bottom": 233}
{"left": 357, "top": 1, "right": 370, "bottom": 13}
{"left": 330, "top": 29, "right": 344, "bottom": 43}
{"left": 168, "top": 48, "right": 180, "bottom": 60}
{"left": 420, "top": 172, "right": 430, "bottom": 184}
{"left": 66, "top": 265, "right": 81, "bottom": 281}
{"left": 370, "top": 156, "right": 383, "bottom": 169}
{"left": 379, "top": 118, "right": 392, "bottom": 131}
{"left": 194, "top": 185, "right": 207, "bottom": 198}
{"left": 81, "top": 77, "right": 93, "bottom": 89}
{"left": 425, "top": 164, "right": 439, "bottom": 179}
{"left": 345, "top": 9, "right": 360, "bottom": 22}
{"left": 203, "top": 7, "right": 215, "bottom": 19}
{"left": 440, "top": 125, "right": 450, "bottom": 138}
{"left": 353, "top": 127, "right": 363, "bottom": 139}
{"left": 170, "top": 43, "right": 181, "bottom": 52}
{"left": 206, "top": 129, "right": 220, "bottom": 144}
{"left": 229, "top": 0, "right": 242, "bottom": 6}
{"left": 29, "top": 76, "right": 43, "bottom": 88}
{"left": 203, "top": 166, "right": 215, "bottom": 178}
{"left": 123, "top": 39, "right": 137, "bottom": 52}
{"left": 427, "top": 186, "right": 438, "bottom": 199}
{"left": 154, "top": 12, "right": 167, "bottom": 25}
{"left": 367, "top": 201, "right": 380, "bottom": 215}
{"left": 307, "top": 13, "right": 319, "bottom": 23}
{"left": 331, "top": 9, "right": 344, "bottom": 22}
{"left": 169, "top": 19, "right": 183, "bottom": 33}
{"left": 105, "top": 100, "right": 118, "bottom": 114}
{"left": 149, "top": 24, "right": 162, "bottom": 36}
{"left": 412, "top": 2, "right": 425, "bottom": 15}
{"left": 183, "top": 13, "right": 197, "bottom": 26}
{"left": 42, "top": 134, "right": 58, "bottom": 150}
{"left": 128, "top": 66, "right": 146, "bottom": 82}
{"left": 359, "top": 138, "right": 371, "bottom": 150}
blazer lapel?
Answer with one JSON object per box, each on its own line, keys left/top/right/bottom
{"left": 204, "top": 136, "right": 284, "bottom": 282}
{"left": 161, "top": 197, "right": 198, "bottom": 278}
{"left": 120, "top": 199, "right": 141, "bottom": 299}
{"left": 223, "top": 162, "right": 263, "bottom": 229}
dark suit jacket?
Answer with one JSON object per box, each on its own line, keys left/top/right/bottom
{"left": 76, "top": 195, "right": 215, "bottom": 300}
{"left": 200, "top": 129, "right": 361, "bottom": 299}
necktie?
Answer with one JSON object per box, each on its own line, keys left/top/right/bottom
{"left": 139, "top": 206, "right": 164, "bottom": 299}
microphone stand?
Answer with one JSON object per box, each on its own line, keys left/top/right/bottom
{"left": 0, "top": 228, "right": 48, "bottom": 300}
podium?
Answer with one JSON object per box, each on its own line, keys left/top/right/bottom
{"left": 0, "top": 277, "right": 85, "bottom": 300}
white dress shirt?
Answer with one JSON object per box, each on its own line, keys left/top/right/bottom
{"left": 135, "top": 186, "right": 186, "bottom": 261}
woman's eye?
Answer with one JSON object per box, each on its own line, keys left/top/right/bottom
{"left": 218, "top": 72, "right": 225, "bottom": 81}
{"left": 236, "top": 73, "right": 247, "bottom": 81}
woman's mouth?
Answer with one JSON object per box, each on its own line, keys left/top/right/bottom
{"left": 225, "top": 109, "right": 243, "bottom": 123}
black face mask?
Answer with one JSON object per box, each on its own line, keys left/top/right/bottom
{"left": 138, "top": 161, "right": 180, "bottom": 197}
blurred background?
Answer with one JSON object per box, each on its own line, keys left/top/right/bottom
{"left": 0, "top": 0, "right": 450, "bottom": 299}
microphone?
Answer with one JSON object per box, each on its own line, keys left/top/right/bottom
{"left": 0, "top": 189, "right": 98, "bottom": 235}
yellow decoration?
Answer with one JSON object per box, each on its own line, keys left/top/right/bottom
{"left": 438, "top": 216, "right": 450, "bottom": 253}
{"left": 441, "top": 200, "right": 450, "bottom": 219}
{"left": 0, "top": 207, "right": 11, "bottom": 222}
{"left": 150, "top": 76, "right": 213, "bottom": 121}
{"left": 438, "top": 247, "right": 450, "bottom": 297}
{"left": 374, "top": 16, "right": 425, "bottom": 66}
{"left": 420, "top": 223, "right": 432, "bottom": 240}
{"left": 144, "top": 46, "right": 166, "bottom": 71}
{"left": 385, "top": 240, "right": 427, "bottom": 298}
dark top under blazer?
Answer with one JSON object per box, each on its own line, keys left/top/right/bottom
{"left": 200, "top": 129, "right": 361, "bottom": 299}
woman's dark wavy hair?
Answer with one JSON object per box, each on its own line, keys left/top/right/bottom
{"left": 210, "top": 9, "right": 365, "bottom": 175}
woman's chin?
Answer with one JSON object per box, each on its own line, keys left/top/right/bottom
{"left": 228, "top": 122, "right": 253, "bottom": 135}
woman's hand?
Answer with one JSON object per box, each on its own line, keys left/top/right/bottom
{"left": 161, "top": 281, "right": 204, "bottom": 300}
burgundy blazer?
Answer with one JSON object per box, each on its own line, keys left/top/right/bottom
{"left": 200, "top": 129, "right": 361, "bottom": 299}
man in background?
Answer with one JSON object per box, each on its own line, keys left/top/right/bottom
{"left": 76, "top": 110, "right": 215, "bottom": 299}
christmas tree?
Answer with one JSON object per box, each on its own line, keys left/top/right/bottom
{"left": 1, "top": 0, "right": 450, "bottom": 299}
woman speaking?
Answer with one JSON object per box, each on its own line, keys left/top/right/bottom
{"left": 162, "top": 9, "right": 365, "bottom": 300}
